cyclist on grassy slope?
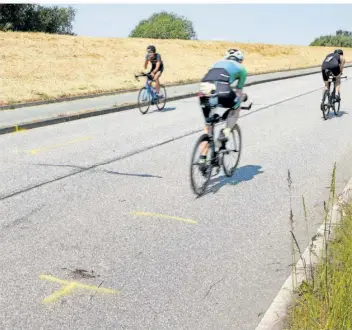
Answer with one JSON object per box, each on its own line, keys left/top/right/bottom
{"left": 321, "top": 49, "right": 345, "bottom": 101}
{"left": 198, "top": 48, "right": 248, "bottom": 166}
{"left": 144, "top": 45, "right": 164, "bottom": 97}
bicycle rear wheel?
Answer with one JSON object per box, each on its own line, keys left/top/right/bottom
{"left": 190, "top": 134, "right": 214, "bottom": 196}
{"left": 321, "top": 90, "right": 330, "bottom": 120}
{"left": 138, "top": 87, "right": 151, "bottom": 114}
{"left": 156, "top": 85, "right": 167, "bottom": 111}
{"left": 222, "top": 124, "right": 242, "bottom": 177}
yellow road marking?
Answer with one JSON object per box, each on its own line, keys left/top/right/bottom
{"left": 14, "top": 125, "right": 27, "bottom": 133}
{"left": 29, "top": 136, "right": 92, "bottom": 155}
{"left": 39, "top": 274, "right": 119, "bottom": 304}
{"left": 131, "top": 211, "right": 197, "bottom": 224}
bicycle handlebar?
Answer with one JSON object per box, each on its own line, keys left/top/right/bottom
{"left": 134, "top": 72, "right": 153, "bottom": 81}
{"left": 240, "top": 102, "right": 252, "bottom": 110}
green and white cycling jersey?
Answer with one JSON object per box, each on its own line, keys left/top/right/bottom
{"left": 210, "top": 59, "right": 248, "bottom": 89}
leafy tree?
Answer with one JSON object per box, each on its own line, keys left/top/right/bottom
{"left": 0, "top": 4, "right": 76, "bottom": 35}
{"left": 310, "top": 30, "right": 352, "bottom": 47}
{"left": 129, "top": 11, "right": 197, "bottom": 40}
{"left": 37, "top": 6, "right": 76, "bottom": 35}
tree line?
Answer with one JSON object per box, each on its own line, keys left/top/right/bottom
{"left": 1, "top": 4, "right": 351, "bottom": 48}
{"left": 310, "top": 30, "right": 352, "bottom": 47}
{"left": 0, "top": 4, "right": 76, "bottom": 35}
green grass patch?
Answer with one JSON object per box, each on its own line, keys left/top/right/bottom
{"left": 286, "top": 163, "right": 352, "bottom": 329}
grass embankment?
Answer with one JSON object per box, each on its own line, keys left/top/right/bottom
{"left": 287, "top": 165, "right": 352, "bottom": 329}
{"left": 2, "top": 31, "right": 352, "bottom": 105}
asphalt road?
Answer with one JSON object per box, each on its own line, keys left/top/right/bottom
{"left": 2, "top": 63, "right": 345, "bottom": 126}
{"left": 1, "top": 69, "right": 352, "bottom": 330}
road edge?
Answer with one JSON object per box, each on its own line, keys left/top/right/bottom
{"left": 1, "top": 64, "right": 351, "bottom": 136}
{"left": 255, "top": 175, "right": 352, "bottom": 330}
{"left": 0, "top": 63, "right": 343, "bottom": 111}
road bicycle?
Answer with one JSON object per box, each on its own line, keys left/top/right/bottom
{"left": 134, "top": 73, "right": 167, "bottom": 114}
{"left": 320, "top": 70, "right": 347, "bottom": 120}
{"left": 190, "top": 91, "right": 252, "bottom": 196}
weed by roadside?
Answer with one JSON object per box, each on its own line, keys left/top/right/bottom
{"left": 286, "top": 163, "right": 352, "bottom": 329}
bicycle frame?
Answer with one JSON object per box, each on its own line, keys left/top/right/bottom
{"left": 198, "top": 91, "right": 252, "bottom": 160}
{"left": 135, "top": 73, "right": 157, "bottom": 101}
{"left": 321, "top": 71, "right": 347, "bottom": 119}
{"left": 198, "top": 91, "right": 252, "bottom": 131}
{"left": 325, "top": 70, "right": 347, "bottom": 101}
{"left": 326, "top": 71, "right": 337, "bottom": 99}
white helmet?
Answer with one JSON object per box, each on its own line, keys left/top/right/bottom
{"left": 225, "top": 48, "right": 244, "bottom": 62}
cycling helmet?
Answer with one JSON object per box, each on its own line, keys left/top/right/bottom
{"left": 225, "top": 48, "right": 244, "bottom": 62}
{"left": 334, "top": 49, "right": 343, "bottom": 55}
{"left": 147, "top": 45, "right": 156, "bottom": 53}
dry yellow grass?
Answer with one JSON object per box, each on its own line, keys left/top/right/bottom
{"left": 1, "top": 31, "right": 352, "bottom": 105}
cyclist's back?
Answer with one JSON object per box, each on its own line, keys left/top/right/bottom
{"left": 323, "top": 51, "right": 340, "bottom": 66}
{"left": 200, "top": 55, "right": 247, "bottom": 110}
{"left": 205, "top": 59, "right": 247, "bottom": 88}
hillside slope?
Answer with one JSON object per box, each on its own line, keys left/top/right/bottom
{"left": 1, "top": 31, "right": 351, "bottom": 105}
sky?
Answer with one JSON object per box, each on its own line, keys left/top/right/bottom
{"left": 49, "top": 4, "right": 352, "bottom": 46}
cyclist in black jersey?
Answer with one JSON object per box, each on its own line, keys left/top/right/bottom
{"left": 144, "top": 45, "right": 164, "bottom": 97}
{"left": 321, "top": 49, "right": 345, "bottom": 101}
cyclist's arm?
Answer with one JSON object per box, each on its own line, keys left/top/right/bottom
{"left": 340, "top": 55, "right": 345, "bottom": 74}
{"left": 144, "top": 54, "right": 149, "bottom": 70}
{"left": 235, "top": 67, "right": 248, "bottom": 97}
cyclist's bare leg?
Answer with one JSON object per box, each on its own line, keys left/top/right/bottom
{"left": 199, "top": 107, "right": 212, "bottom": 161}
{"left": 335, "top": 74, "right": 342, "bottom": 96}
{"left": 154, "top": 71, "right": 161, "bottom": 93}
{"left": 200, "top": 126, "right": 211, "bottom": 157}
{"left": 324, "top": 80, "right": 329, "bottom": 91}
{"left": 219, "top": 91, "right": 244, "bottom": 141}
{"left": 226, "top": 108, "right": 240, "bottom": 130}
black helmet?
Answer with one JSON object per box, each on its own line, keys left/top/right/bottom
{"left": 147, "top": 45, "right": 156, "bottom": 53}
{"left": 334, "top": 49, "right": 343, "bottom": 55}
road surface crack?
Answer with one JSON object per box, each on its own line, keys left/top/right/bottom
{"left": 204, "top": 277, "right": 225, "bottom": 298}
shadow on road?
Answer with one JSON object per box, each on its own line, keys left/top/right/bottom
{"left": 32, "top": 163, "right": 87, "bottom": 170}
{"left": 324, "top": 110, "right": 348, "bottom": 120}
{"left": 335, "top": 110, "right": 348, "bottom": 118}
{"left": 32, "top": 163, "right": 162, "bottom": 179}
{"left": 203, "top": 164, "right": 264, "bottom": 196}
{"left": 103, "top": 170, "right": 162, "bottom": 179}
{"left": 148, "top": 106, "right": 177, "bottom": 114}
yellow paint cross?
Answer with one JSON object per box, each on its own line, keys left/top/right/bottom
{"left": 39, "top": 274, "right": 119, "bottom": 304}
{"left": 131, "top": 211, "right": 197, "bottom": 224}
{"left": 29, "top": 136, "right": 92, "bottom": 155}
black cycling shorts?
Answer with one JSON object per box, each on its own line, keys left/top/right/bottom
{"left": 149, "top": 64, "right": 164, "bottom": 77}
{"left": 322, "top": 62, "right": 341, "bottom": 81}
{"left": 200, "top": 81, "right": 237, "bottom": 121}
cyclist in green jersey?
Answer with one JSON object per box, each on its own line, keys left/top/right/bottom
{"left": 198, "top": 49, "right": 248, "bottom": 164}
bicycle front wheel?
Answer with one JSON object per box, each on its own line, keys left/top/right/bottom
{"left": 190, "top": 134, "right": 214, "bottom": 196}
{"left": 138, "top": 87, "right": 151, "bottom": 114}
{"left": 222, "top": 124, "right": 242, "bottom": 177}
{"left": 156, "top": 85, "right": 167, "bottom": 111}
{"left": 333, "top": 92, "right": 340, "bottom": 116}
